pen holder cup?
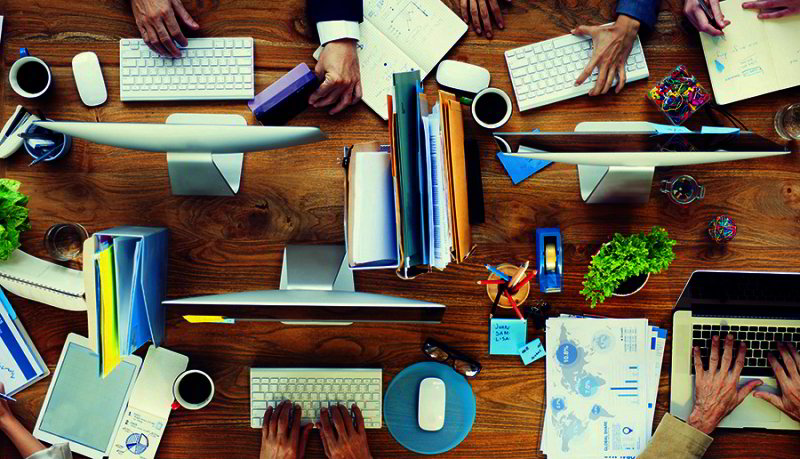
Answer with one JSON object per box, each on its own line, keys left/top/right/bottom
{"left": 23, "top": 120, "right": 71, "bottom": 162}
{"left": 485, "top": 263, "right": 530, "bottom": 309}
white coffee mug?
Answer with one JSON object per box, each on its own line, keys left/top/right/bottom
{"left": 9, "top": 48, "right": 52, "bottom": 99}
{"left": 173, "top": 369, "right": 215, "bottom": 410}
{"left": 471, "top": 87, "right": 512, "bottom": 130}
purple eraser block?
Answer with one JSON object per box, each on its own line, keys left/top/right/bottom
{"left": 248, "top": 63, "right": 318, "bottom": 112}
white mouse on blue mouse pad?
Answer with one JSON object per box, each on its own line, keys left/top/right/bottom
{"left": 418, "top": 377, "right": 446, "bottom": 431}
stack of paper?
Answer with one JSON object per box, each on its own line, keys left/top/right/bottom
{"left": 540, "top": 315, "right": 666, "bottom": 458}
{"left": 87, "top": 227, "right": 168, "bottom": 377}
{"left": 0, "top": 288, "right": 49, "bottom": 395}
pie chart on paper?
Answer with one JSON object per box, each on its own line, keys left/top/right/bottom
{"left": 126, "top": 433, "right": 149, "bottom": 455}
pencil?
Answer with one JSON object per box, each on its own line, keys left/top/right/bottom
{"left": 504, "top": 290, "right": 525, "bottom": 320}
{"left": 509, "top": 261, "right": 529, "bottom": 288}
{"left": 485, "top": 264, "right": 511, "bottom": 281}
{"left": 509, "top": 271, "right": 535, "bottom": 294}
{"left": 477, "top": 279, "right": 506, "bottom": 285}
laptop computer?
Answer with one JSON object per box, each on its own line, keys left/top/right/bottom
{"left": 671, "top": 270, "right": 800, "bottom": 429}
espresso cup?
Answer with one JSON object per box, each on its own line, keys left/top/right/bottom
{"left": 9, "top": 48, "right": 52, "bottom": 99}
{"left": 471, "top": 87, "right": 512, "bottom": 129}
{"left": 173, "top": 369, "right": 215, "bottom": 410}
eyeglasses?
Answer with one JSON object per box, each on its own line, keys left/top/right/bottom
{"left": 423, "top": 338, "right": 482, "bottom": 378}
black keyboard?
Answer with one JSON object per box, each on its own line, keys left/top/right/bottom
{"left": 691, "top": 324, "right": 800, "bottom": 376}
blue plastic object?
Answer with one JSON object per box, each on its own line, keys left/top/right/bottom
{"left": 384, "top": 362, "right": 476, "bottom": 455}
{"left": 536, "top": 228, "right": 563, "bottom": 293}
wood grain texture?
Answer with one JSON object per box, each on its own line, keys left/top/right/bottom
{"left": 2, "top": 0, "right": 800, "bottom": 457}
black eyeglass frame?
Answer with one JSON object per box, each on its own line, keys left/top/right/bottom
{"left": 422, "top": 338, "right": 482, "bottom": 378}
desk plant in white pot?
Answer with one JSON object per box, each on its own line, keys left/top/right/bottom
{"left": 580, "top": 226, "right": 676, "bottom": 308}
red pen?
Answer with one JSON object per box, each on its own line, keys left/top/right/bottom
{"left": 504, "top": 290, "right": 525, "bottom": 320}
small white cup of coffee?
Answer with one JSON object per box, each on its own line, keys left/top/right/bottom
{"left": 173, "top": 369, "right": 215, "bottom": 410}
{"left": 9, "top": 48, "right": 52, "bottom": 99}
{"left": 471, "top": 87, "right": 512, "bottom": 129}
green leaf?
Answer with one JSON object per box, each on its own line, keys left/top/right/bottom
{"left": 0, "top": 180, "right": 30, "bottom": 261}
{"left": 580, "top": 226, "right": 676, "bottom": 308}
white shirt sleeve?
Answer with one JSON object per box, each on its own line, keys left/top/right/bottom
{"left": 316, "top": 20, "right": 360, "bottom": 45}
{"left": 27, "top": 444, "right": 73, "bottom": 459}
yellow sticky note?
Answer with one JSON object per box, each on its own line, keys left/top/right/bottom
{"left": 98, "top": 246, "right": 121, "bottom": 378}
{"left": 183, "top": 315, "right": 229, "bottom": 323}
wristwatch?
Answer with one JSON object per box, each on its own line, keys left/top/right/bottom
{"left": 660, "top": 175, "right": 705, "bottom": 205}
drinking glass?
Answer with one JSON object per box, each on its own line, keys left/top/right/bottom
{"left": 775, "top": 103, "right": 800, "bottom": 140}
{"left": 44, "top": 223, "right": 88, "bottom": 261}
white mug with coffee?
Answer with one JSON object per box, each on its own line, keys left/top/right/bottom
{"left": 173, "top": 369, "right": 215, "bottom": 410}
{"left": 9, "top": 48, "right": 52, "bottom": 98}
{"left": 471, "top": 87, "right": 513, "bottom": 129}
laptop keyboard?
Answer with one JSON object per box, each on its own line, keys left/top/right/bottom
{"left": 692, "top": 324, "right": 800, "bottom": 376}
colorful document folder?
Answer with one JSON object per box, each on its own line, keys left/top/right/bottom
{"left": 343, "top": 72, "right": 474, "bottom": 277}
{"left": 85, "top": 226, "right": 168, "bottom": 377}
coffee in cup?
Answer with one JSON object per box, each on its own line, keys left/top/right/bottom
{"left": 471, "top": 87, "right": 512, "bottom": 129}
{"left": 9, "top": 48, "right": 52, "bottom": 99}
{"left": 173, "top": 369, "right": 215, "bottom": 410}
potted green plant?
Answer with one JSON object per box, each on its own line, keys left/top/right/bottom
{"left": 580, "top": 226, "right": 676, "bottom": 308}
{"left": 0, "top": 179, "right": 31, "bottom": 261}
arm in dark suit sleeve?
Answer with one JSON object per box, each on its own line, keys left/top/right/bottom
{"left": 308, "top": 0, "right": 363, "bottom": 25}
{"left": 616, "top": 0, "right": 661, "bottom": 30}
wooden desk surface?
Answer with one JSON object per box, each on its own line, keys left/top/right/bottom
{"left": 2, "top": 0, "right": 799, "bottom": 457}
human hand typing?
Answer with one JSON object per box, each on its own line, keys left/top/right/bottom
{"left": 310, "top": 40, "right": 362, "bottom": 116}
{"left": 742, "top": 0, "right": 800, "bottom": 19}
{"left": 317, "top": 405, "right": 373, "bottom": 459}
{"left": 572, "top": 15, "right": 639, "bottom": 96}
{"left": 131, "top": 0, "right": 199, "bottom": 58}
{"left": 458, "top": 0, "right": 510, "bottom": 39}
{"left": 687, "top": 335, "right": 762, "bottom": 435}
{"left": 260, "top": 401, "right": 313, "bottom": 459}
{"left": 753, "top": 342, "right": 800, "bottom": 421}
{"left": 684, "top": 0, "right": 730, "bottom": 36}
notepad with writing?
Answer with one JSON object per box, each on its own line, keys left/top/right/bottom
{"left": 700, "top": 0, "right": 800, "bottom": 105}
{"left": 314, "top": 0, "right": 467, "bottom": 120}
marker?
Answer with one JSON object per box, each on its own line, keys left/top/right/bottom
{"left": 485, "top": 264, "right": 511, "bottom": 282}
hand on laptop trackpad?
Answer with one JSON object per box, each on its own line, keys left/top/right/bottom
{"left": 723, "top": 378, "right": 782, "bottom": 425}
{"left": 747, "top": 377, "right": 781, "bottom": 396}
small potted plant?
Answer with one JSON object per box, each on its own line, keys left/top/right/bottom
{"left": 0, "top": 179, "right": 31, "bottom": 261}
{"left": 580, "top": 226, "right": 676, "bottom": 308}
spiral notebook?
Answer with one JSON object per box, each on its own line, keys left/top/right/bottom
{"left": 0, "top": 250, "right": 86, "bottom": 311}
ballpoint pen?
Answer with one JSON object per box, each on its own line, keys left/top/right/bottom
{"left": 485, "top": 264, "right": 511, "bottom": 282}
{"left": 28, "top": 143, "right": 60, "bottom": 166}
{"left": 0, "top": 393, "right": 16, "bottom": 402}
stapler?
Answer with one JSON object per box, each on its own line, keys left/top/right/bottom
{"left": 535, "top": 228, "right": 563, "bottom": 293}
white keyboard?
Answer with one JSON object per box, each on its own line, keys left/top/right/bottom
{"left": 505, "top": 32, "right": 649, "bottom": 111}
{"left": 119, "top": 37, "right": 255, "bottom": 101}
{"left": 249, "top": 368, "right": 383, "bottom": 429}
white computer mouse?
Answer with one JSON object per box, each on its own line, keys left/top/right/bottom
{"left": 72, "top": 51, "right": 107, "bottom": 107}
{"left": 418, "top": 377, "right": 446, "bottom": 431}
{"left": 435, "top": 60, "right": 490, "bottom": 94}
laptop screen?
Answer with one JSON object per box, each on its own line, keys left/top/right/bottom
{"left": 679, "top": 271, "right": 800, "bottom": 319}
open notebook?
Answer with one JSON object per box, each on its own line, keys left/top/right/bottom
{"left": 314, "top": 0, "right": 467, "bottom": 120}
{"left": 700, "top": 0, "right": 800, "bottom": 104}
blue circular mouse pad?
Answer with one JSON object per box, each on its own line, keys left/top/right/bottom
{"left": 383, "top": 362, "right": 476, "bottom": 455}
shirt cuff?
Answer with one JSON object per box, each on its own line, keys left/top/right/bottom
{"left": 638, "top": 413, "right": 713, "bottom": 459}
{"left": 27, "top": 443, "right": 72, "bottom": 459}
{"left": 616, "top": 0, "right": 658, "bottom": 29}
{"left": 316, "top": 21, "right": 360, "bottom": 46}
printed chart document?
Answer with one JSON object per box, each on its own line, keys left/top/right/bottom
{"left": 700, "top": 0, "right": 800, "bottom": 104}
{"left": 314, "top": 0, "right": 467, "bottom": 119}
{"left": 542, "top": 317, "right": 651, "bottom": 459}
{"left": 0, "top": 289, "right": 48, "bottom": 395}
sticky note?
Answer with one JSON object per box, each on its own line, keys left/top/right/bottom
{"left": 519, "top": 339, "right": 546, "bottom": 365}
{"left": 497, "top": 153, "right": 552, "bottom": 185}
{"left": 648, "top": 123, "right": 692, "bottom": 134}
{"left": 489, "top": 318, "right": 527, "bottom": 355}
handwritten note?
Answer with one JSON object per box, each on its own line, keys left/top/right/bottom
{"left": 489, "top": 318, "right": 527, "bottom": 355}
{"left": 519, "top": 339, "right": 546, "bottom": 366}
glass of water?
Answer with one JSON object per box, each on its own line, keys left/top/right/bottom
{"left": 775, "top": 103, "right": 800, "bottom": 140}
{"left": 44, "top": 223, "right": 89, "bottom": 261}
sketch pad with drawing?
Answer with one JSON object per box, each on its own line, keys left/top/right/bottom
{"left": 313, "top": 0, "right": 467, "bottom": 120}
{"left": 700, "top": 0, "right": 800, "bottom": 105}
{"left": 33, "top": 334, "right": 141, "bottom": 459}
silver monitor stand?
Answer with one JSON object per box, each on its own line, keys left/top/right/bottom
{"left": 166, "top": 113, "right": 245, "bottom": 196}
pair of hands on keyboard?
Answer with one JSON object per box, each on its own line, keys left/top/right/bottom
{"left": 131, "top": 0, "right": 199, "bottom": 58}
{"left": 687, "top": 335, "right": 800, "bottom": 435}
{"left": 260, "top": 400, "right": 372, "bottom": 459}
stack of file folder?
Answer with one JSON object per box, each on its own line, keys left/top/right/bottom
{"left": 84, "top": 227, "right": 168, "bottom": 377}
{"left": 540, "top": 315, "right": 666, "bottom": 458}
{"left": 344, "top": 70, "right": 473, "bottom": 278}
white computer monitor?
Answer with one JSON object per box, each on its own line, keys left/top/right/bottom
{"left": 35, "top": 114, "right": 327, "bottom": 196}
{"left": 494, "top": 123, "right": 789, "bottom": 204}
